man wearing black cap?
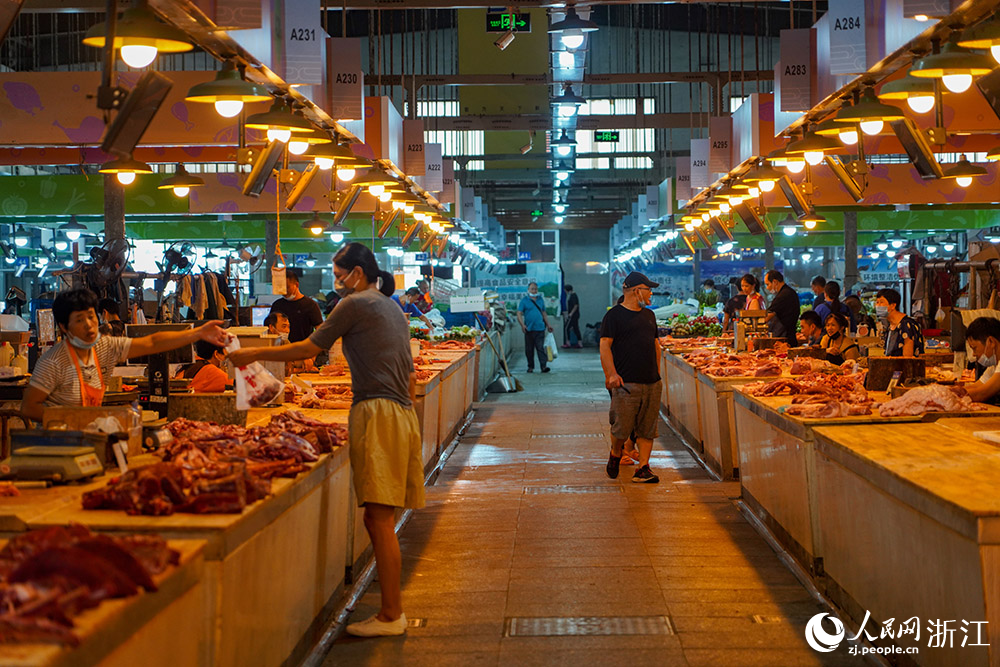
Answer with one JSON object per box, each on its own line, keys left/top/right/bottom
{"left": 600, "top": 271, "right": 662, "bottom": 484}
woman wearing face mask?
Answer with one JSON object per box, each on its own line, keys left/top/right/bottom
{"left": 875, "top": 288, "right": 924, "bottom": 357}
{"left": 820, "top": 313, "right": 860, "bottom": 365}
{"left": 963, "top": 317, "right": 1000, "bottom": 404}
{"left": 21, "top": 288, "right": 228, "bottom": 422}
{"left": 227, "top": 242, "right": 423, "bottom": 638}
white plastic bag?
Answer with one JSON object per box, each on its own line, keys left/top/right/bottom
{"left": 225, "top": 334, "right": 284, "bottom": 410}
{"left": 544, "top": 331, "right": 558, "bottom": 361}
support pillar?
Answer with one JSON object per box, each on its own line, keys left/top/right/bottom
{"left": 103, "top": 175, "right": 125, "bottom": 240}
{"left": 693, "top": 250, "right": 702, "bottom": 289}
{"left": 844, "top": 210, "right": 858, "bottom": 290}
{"left": 765, "top": 234, "right": 775, "bottom": 271}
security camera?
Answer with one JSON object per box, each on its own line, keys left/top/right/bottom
{"left": 495, "top": 30, "right": 515, "bottom": 51}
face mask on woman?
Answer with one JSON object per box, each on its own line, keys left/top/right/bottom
{"left": 334, "top": 269, "right": 359, "bottom": 298}
{"left": 875, "top": 305, "right": 889, "bottom": 319}
{"left": 66, "top": 330, "right": 101, "bottom": 350}
{"left": 979, "top": 341, "right": 997, "bottom": 368}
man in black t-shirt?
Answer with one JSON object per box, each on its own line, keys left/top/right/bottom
{"left": 563, "top": 284, "right": 582, "bottom": 348}
{"left": 764, "top": 269, "right": 800, "bottom": 347}
{"left": 268, "top": 269, "right": 324, "bottom": 344}
{"left": 600, "top": 271, "right": 662, "bottom": 484}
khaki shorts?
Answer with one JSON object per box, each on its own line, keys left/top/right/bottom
{"left": 348, "top": 398, "right": 426, "bottom": 509}
{"left": 609, "top": 381, "right": 662, "bottom": 441}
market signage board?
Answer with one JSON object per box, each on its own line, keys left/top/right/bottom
{"left": 689, "top": 138, "right": 710, "bottom": 189}
{"left": 283, "top": 0, "right": 324, "bottom": 84}
{"left": 486, "top": 12, "right": 530, "bottom": 32}
{"left": 439, "top": 160, "right": 455, "bottom": 204}
{"left": 828, "top": 0, "right": 866, "bottom": 75}
{"left": 708, "top": 116, "right": 732, "bottom": 174}
{"left": 424, "top": 143, "right": 443, "bottom": 192}
{"left": 461, "top": 188, "right": 476, "bottom": 224}
{"left": 451, "top": 289, "right": 487, "bottom": 313}
{"left": 675, "top": 157, "right": 692, "bottom": 202}
{"left": 779, "top": 28, "right": 815, "bottom": 112}
{"left": 325, "top": 38, "right": 363, "bottom": 121}
{"left": 646, "top": 185, "right": 660, "bottom": 222}
{"left": 403, "top": 119, "right": 425, "bottom": 176}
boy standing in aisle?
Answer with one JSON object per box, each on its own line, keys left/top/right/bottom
{"left": 601, "top": 272, "right": 662, "bottom": 484}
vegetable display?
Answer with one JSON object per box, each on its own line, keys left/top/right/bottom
{"left": 668, "top": 314, "right": 722, "bottom": 338}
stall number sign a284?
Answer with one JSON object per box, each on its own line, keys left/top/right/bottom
{"left": 833, "top": 17, "right": 862, "bottom": 30}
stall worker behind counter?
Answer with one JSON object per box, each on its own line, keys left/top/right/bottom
{"left": 821, "top": 313, "right": 860, "bottom": 365}
{"left": 176, "top": 340, "right": 231, "bottom": 393}
{"left": 763, "top": 270, "right": 800, "bottom": 347}
{"left": 268, "top": 268, "right": 323, "bottom": 343}
{"left": 392, "top": 288, "right": 434, "bottom": 328}
{"left": 798, "top": 311, "right": 824, "bottom": 347}
{"left": 98, "top": 298, "right": 126, "bottom": 337}
{"left": 876, "top": 287, "right": 924, "bottom": 357}
{"left": 21, "top": 288, "right": 227, "bottom": 422}
{"left": 962, "top": 317, "right": 1000, "bottom": 404}
{"left": 264, "top": 312, "right": 290, "bottom": 341}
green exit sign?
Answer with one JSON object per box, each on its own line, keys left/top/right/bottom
{"left": 594, "top": 131, "right": 620, "bottom": 143}
{"left": 531, "top": 209, "right": 543, "bottom": 217}
{"left": 486, "top": 12, "right": 531, "bottom": 33}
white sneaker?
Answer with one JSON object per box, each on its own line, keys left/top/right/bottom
{"left": 346, "top": 612, "right": 407, "bottom": 637}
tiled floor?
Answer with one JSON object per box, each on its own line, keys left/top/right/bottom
{"left": 325, "top": 350, "right": 855, "bottom": 666}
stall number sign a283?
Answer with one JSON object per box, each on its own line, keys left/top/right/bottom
{"left": 785, "top": 64, "right": 807, "bottom": 76}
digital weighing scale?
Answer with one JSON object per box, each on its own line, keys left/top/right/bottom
{"left": 3, "top": 445, "right": 103, "bottom": 482}
{"left": 4, "top": 429, "right": 107, "bottom": 483}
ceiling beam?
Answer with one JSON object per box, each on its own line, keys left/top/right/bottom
{"left": 366, "top": 70, "right": 773, "bottom": 90}
{"left": 429, "top": 112, "right": 707, "bottom": 131}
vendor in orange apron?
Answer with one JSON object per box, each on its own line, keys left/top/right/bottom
{"left": 68, "top": 345, "right": 106, "bottom": 407}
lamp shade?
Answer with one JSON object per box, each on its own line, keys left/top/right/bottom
{"left": 245, "top": 100, "right": 315, "bottom": 133}
{"left": 82, "top": 2, "right": 192, "bottom": 54}
{"left": 184, "top": 62, "right": 271, "bottom": 105}
{"left": 785, "top": 130, "right": 841, "bottom": 155}
{"left": 157, "top": 164, "right": 205, "bottom": 191}
{"left": 910, "top": 38, "right": 995, "bottom": 79}
{"left": 834, "top": 88, "right": 906, "bottom": 124}
{"left": 99, "top": 155, "right": 153, "bottom": 175}
{"left": 548, "top": 8, "right": 598, "bottom": 33}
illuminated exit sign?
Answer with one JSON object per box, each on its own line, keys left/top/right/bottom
{"left": 486, "top": 12, "right": 531, "bottom": 32}
{"left": 594, "top": 131, "right": 620, "bottom": 143}
{"left": 531, "top": 209, "right": 543, "bottom": 217}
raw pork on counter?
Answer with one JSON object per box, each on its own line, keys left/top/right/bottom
{"left": 878, "top": 384, "right": 985, "bottom": 417}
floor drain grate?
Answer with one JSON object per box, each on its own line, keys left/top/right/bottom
{"left": 531, "top": 433, "right": 605, "bottom": 439}
{"left": 523, "top": 485, "right": 622, "bottom": 495}
{"left": 505, "top": 616, "right": 675, "bottom": 637}
{"left": 406, "top": 618, "right": 427, "bottom": 628}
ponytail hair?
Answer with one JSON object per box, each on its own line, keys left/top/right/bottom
{"left": 333, "top": 242, "right": 396, "bottom": 297}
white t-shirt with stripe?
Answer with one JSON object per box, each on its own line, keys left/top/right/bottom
{"left": 28, "top": 336, "right": 132, "bottom": 407}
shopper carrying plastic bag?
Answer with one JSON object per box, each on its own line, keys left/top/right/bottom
{"left": 224, "top": 334, "right": 284, "bottom": 409}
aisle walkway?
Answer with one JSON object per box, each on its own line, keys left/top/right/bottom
{"left": 326, "top": 350, "right": 852, "bottom": 666}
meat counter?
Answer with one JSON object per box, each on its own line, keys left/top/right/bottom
{"left": 810, "top": 421, "right": 1000, "bottom": 667}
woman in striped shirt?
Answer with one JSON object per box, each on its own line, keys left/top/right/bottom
{"left": 21, "top": 288, "right": 228, "bottom": 422}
